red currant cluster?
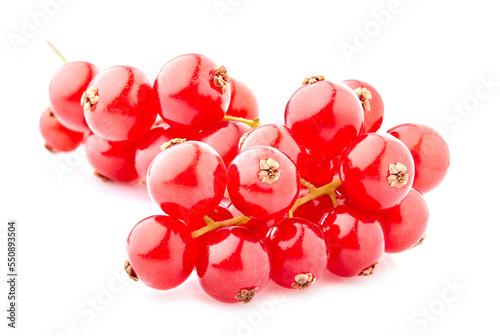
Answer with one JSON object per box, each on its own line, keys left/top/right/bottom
{"left": 41, "top": 51, "right": 450, "bottom": 304}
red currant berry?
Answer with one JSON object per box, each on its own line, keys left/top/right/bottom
{"left": 197, "top": 120, "right": 251, "bottom": 167}
{"left": 225, "top": 78, "right": 259, "bottom": 120}
{"left": 196, "top": 226, "right": 270, "bottom": 303}
{"left": 39, "top": 107, "right": 85, "bottom": 152}
{"left": 147, "top": 140, "right": 227, "bottom": 223}
{"left": 378, "top": 189, "right": 429, "bottom": 253}
{"left": 319, "top": 205, "right": 384, "bottom": 277}
{"left": 49, "top": 61, "right": 99, "bottom": 133}
{"left": 343, "top": 79, "right": 384, "bottom": 133}
{"left": 82, "top": 66, "right": 158, "bottom": 142}
{"left": 339, "top": 133, "right": 415, "bottom": 211}
{"left": 387, "top": 123, "right": 450, "bottom": 194}
{"left": 227, "top": 146, "right": 300, "bottom": 219}
{"left": 300, "top": 154, "right": 339, "bottom": 187}
{"left": 135, "top": 126, "right": 188, "bottom": 185}
{"left": 154, "top": 54, "right": 230, "bottom": 130}
{"left": 265, "top": 218, "right": 327, "bottom": 289}
{"left": 284, "top": 78, "right": 363, "bottom": 157}
{"left": 239, "top": 124, "right": 306, "bottom": 172}
{"left": 85, "top": 134, "right": 138, "bottom": 182}
{"left": 126, "top": 215, "right": 197, "bottom": 290}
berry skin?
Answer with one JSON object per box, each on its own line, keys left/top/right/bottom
{"left": 49, "top": 61, "right": 99, "bottom": 133}
{"left": 319, "top": 205, "right": 384, "bottom": 277}
{"left": 154, "top": 54, "right": 230, "bottom": 130}
{"left": 135, "top": 126, "right": 188, "bottom": 185}
{"left": 265, "top": 218, "right": 328, "bottom": 289}
{"left": 126, "top": 215, "right": 197, "bottom": 290}
{"left": 227, "top": 146, "right": 300, "bottom": 219}
{"left": 82, "top": 66, "right": 158, "bottom": 142}
{"left": 147, "top": 140, "right": 227, "bottom": 223}
{"left": 85, "top": 134, "right": 138, "bottom": 182}
{"left": 387, "top": 123, "right": 450, "bottom": 194}
{"left": 39, "top": 108, "right": 85, "bottom": 152}
{"left": 196, "top": 120, "right": 251, "bottom": 167}
{"left": 378, "top": 189, "right": 429, "bottom": 253}
{"left": 225, "top": 78, "right": 259, "bottom": 120}
{"left": 239, "top": 216, "right": 285, "bottom": 239}
{"left": 300, "top": 154, "right": 339, "bottom": 187}
{"left": 284, "top": 79, "right": 364, "bottom": 157}
{"left": 339, "top": 133, "right": 415, "bottom": 211}
{"left": 196, "top": 226, "right": 270, "bottom": 303}
{"left": 343, "top": 79, "right": 384, "bottom": 133}
{"left": 239, "top": 124, "right": 306, "bottom": 172}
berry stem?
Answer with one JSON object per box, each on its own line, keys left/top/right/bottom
{"left": 289, "top": 177, "right": 342, "bottom": 217}
{"left": 223, "top": 115, "right": 261, "bottom": 128}
{"left": 46, "top": 41, "right": 68, "bottom": 64}
{"left": 192, "top": 215, "right": 251, "bottom": 238}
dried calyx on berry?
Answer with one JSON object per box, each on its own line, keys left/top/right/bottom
{"left": 81, "top": 86, "right": 99, "bottom": 112}
{"left": 235, "top": 287, "right": 258, "bottom": 303}
{"left": 213, "top": 65, "right": 229, "bottom": 93}
{"left": 387, "top": 162, "right": 409, "bottom": 188}
{"left": 160, "top": 138, "right": 186, "bottom": 151}
{"left": 258, "top": 158, "right": 280, "bottom": 183}
{"left": 302, "top": 75, "right": 325, "bottom": 85}
{"left": 354, "top": 87, "right": 372, "bottom": 111}
{"left": 291, "top": 273, "right": 316, "bottom": 290}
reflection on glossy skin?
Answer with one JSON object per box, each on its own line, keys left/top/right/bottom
{"left": 197, "top": 227, "right": 270, "bottom": 303}
{"left": 388, "top": 123, "right": 450, "bottom": 194}
{"left": 320, "top": 206, "right": 384, "bottom": 277}
{"left": 339, "top": 133, "right": 415, "bottom": 211}
{"left": 285, "top": 80, "right": 364, "bottom": 157}
{"left": 126, "top": 215, "right": 197, "bottom": 290}
{"left": 147, "top": 141, "right": 227, "bottom": 224}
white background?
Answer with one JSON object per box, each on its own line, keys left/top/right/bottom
{"left": 1, "top": 0, "right": 499, "bottom": 335}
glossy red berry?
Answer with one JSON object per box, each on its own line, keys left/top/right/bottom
{"left": 239, "top": 124, "right": 306, "bottom": 172}
{"left": 378, "top": 189, "right": 429, "bottom": 253}
{"left": 227, "top": 146, "right": 300, "bottom": 219}
{"left": 126, "top": 215, "right": 197, "bottom": 290}
{"left": 300, "top": 154, "right": 339, "bottom": 187}
{"left": 265, "top": 218, "right": 327, "bottom": 289}
{"left": 147, "top": 140, "right": 227, "bottom": 223}
{"left": 319, "top": 205, "right": 384, "bottom": 277}
{"left": 196, "top": 226, "right": 270, "bottom": 303}
{"left": 284, "top": 79, "right": 363, "bottom": 157}
{"left": 39, "top": 107, "right": 85, "bottom": 152}
{"left": 387, "top": 123, "right": 450, "bottom": 194}
{"left": 225, "top": 78, "right": 259, "bottom": 120}
{"left": 154, "top": 54, "right": 230, "bottom": 130}
{"left": 49, "top": 61, "right": 99, "bottom": 133}
{"left": 85, "top": 134, "right": 138, "bottom": 182}
{"left": 135, "top": 126, "right": 188, "bottom": 185}
{"left": 339, "top": 133, "right": 415, "bottom": 211}
{"left": 82, "top": 66, "right": 158, "bottom": 142}
{"left": 343, "top": 79, "right": 384, "bottom": 133}
{"left": 197, "top": 120, "right": 251, "bottom": 167}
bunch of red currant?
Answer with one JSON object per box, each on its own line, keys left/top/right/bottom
{"left": 41, "top": 50, "right": 450, "bottom": 304}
